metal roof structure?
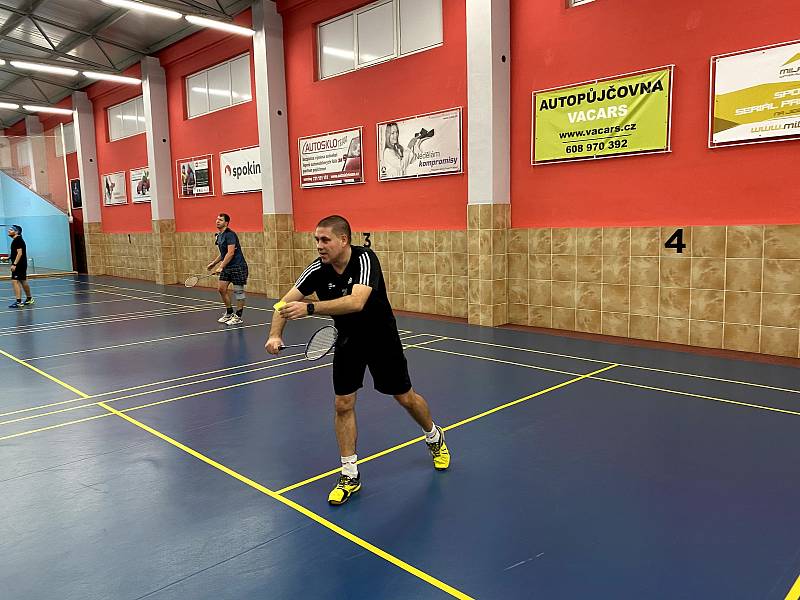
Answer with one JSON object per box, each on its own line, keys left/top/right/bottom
{"left": 0, "top": 0, "right": 254, "bottom": 127}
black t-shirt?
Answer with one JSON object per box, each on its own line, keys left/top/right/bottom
{"left": 215, "top": 228, "right": 245, "bottom": 267}
{"left": 10, "top": 236, "right": 26, "bottom": 268}
{"left": 294, "top": 246, "right": 395, "bottom": 337}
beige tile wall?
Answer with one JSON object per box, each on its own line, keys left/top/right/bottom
{"left": 507, "top": 224, "right": 800, "bottom": 358}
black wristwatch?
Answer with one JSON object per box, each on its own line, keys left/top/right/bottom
{"left": 306, "top": 303, "right": 315, "bottom": 315}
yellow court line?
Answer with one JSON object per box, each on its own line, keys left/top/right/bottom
{"left": 0, "top": 347, "right": 473, "bottom": 599}
{"left": 0, "top": 349, "right": 90, "bottom": 398}
{"left": 1, "top": 304, "right": 209, "bottom": 331}
{"left": 418, "top": 345, "right": 800, "bottom": 418}
{"left": 436, "top": 336, "right": 800, "bottom": 395}
{"left": 100, "top": 402, "right": 474, "bottom": 599}
{"left": 785, "top": 574, "right": 800, "bottom": 600}
{"left": 275, "top": 363, "right": 618, "bottom": 495}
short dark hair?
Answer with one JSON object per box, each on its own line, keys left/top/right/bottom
{"left": 218, "top": 213, "right": 230, "bottom": 223}
{"left": 317, "top": 215, "right": 351, "bottom": 244}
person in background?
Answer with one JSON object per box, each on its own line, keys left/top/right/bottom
{"left": 7, "top": 225, "right": 33, "bottom": 308}
{"left": 207, "top": 213, "right": 248, "bottom": 325}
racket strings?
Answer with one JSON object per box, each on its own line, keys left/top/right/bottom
{"left": 185, "top": 275, "right": 200, "bottom": 287}
{"left": 306, "top": 326, "right": 337, "bottom": 360}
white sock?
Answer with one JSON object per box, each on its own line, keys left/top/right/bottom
{"left": 424, "top": 424, "right": 440, "bottom": 444}
{"left": 341, "top": 454, "right": 358, "bottom": 477}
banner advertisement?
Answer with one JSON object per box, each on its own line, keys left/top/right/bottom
{"left": 102, "top": 171, "right": 127, "bottom": 205}
{"left": 176, "top": 155, "right": 213, "bottom": 198}
{"left": 532, "top": 67, "right": 672, "bottom": 164}
{"left": 298, "top": 127, "right": 363, "bottom": 188}
{"left": 130, "top": 167, "right": 151, "bottom": 203}
{"left": 711, "top": 40, "right": 800, "bottom": 146}
{"left": 69, "top": 178, "right": 82, "bottom": 210}
{"left": 377, "top": 108, "right": 462, "bottom": 181}
{"left": 220, "top": 146, "right": 262, "bottom": 194}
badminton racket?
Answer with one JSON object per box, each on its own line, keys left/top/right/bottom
{"left": 279, "top": 325, "right": 338, "bottom": 361}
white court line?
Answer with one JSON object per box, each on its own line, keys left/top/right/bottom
{"left": 0, "top": 298, "right": 140, "bottom": 313}
{"left": 26, "top": 322, "right": 270, "bottom": 361}
{"left": 0, "top": 333, "right": 436, "bottom": 425}
{"left": 5, "top": 290, "right": 96, "bottom": 300}
{"left": 0, "top": 306, "right": 214, "bottom": 337}
{"left": 2, "top": 303, "right": 205, "bottom": 331}
{"left": 425, "top": 336, "right": 800, "bottom": 396}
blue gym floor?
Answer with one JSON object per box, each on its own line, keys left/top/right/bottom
{"left": 1, "top": 276, "right": 799, "bottom": 600}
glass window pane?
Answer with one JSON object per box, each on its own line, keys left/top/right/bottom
{"left": 135, "top": 96, "right": 146, "bottom": 133}
{"left": 122, "top": 99, "right": 138, "bottom": 138}
{"left": 64, "top": 122, "right": 76, "bottom": 154}
{"left": 230, "top": 55, "right": 252, "bottom": 104}
{"left": 357, "top": 1, "right": 395, "bottom": 65}
{"left": 187, "top": 72, "right": 209, "bottom": 118}
{"left": 207, "top": 63, "right": 231, "bottom": 112}
{"left": 109, "top": 105, "right": 124, "bottom": 140}
{"left": 319, "top": 14, "right": 354, "bottom": 78}
{"left": 399, "top": 0, "right": 442, "bottom": 55}
{"left": 53, "top": 126, "right": 63, "bottom": 157}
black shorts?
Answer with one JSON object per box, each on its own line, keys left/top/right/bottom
{"left": 10, "top": 267, "right": 27, "bottom": 281}
{"left": 219, "top": 263, "right": 248, "bottom": 286}
{"left": 332, "top": 329, "right": 412, "bottom": 396}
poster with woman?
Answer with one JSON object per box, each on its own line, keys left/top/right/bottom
{"left": 376, "top": 108, "right": 462, "bottom": 181}
{"left": 102, "top": 171, "right": 127, "bottom": 205}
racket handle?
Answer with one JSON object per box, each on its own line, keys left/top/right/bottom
{"left": 278, "top": 344, "right": 303, "bottom": 350}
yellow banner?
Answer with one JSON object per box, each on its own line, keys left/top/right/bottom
{"left": 533, "top": 68, "right": 672, "bottom": 163}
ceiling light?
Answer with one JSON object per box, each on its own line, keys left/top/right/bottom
{"left": 185, "top": 15, "right": 255, "bottom": 36}
{"left": 10, "top": 61, "right": 79, "bottom": 76}
{"left": 23, "top": 105, "right": 74, "bottom": 115}
{"left": 83, "top": 71, "right": 142, "bottom": 85}
{"left": 0, "top": 102, "right": 19, "bottom": 110}
{"left": 101, "top": 0, "right": 182, "bottom": 20}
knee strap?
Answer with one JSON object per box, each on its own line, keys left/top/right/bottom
{"left": 233, "top": 285, "right": 246, "bottom": 300}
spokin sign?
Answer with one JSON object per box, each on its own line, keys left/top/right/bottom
{"left": 220, "top": 146, "right": 262, "bottom": 194}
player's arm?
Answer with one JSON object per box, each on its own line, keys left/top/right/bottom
{"left": 11, "top": 247, "right": 22, "bottom": 270}
{"left": 278, "top": 284, "right": 371, "bottom": 320}
{"left": 266, "top": 287, "right": 306, "bottom": 353}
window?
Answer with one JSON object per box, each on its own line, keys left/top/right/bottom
{"left": 108, "top": 96, "right": 146, "bottom": 141}
{"left": 55, "top": 122, "right": 76, "bottom": 157}
{"left": 568, "top": 0, "right": 595, "bottom": 6}
{"left": 318, "top": 0, "right": 442, "bottom": 79}
{"left": 186, "top": 54, "right": 252, "bottom": 119}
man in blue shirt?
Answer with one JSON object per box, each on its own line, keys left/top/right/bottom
{"left": 206, "top": 213, "right": 248, "bottom": 325}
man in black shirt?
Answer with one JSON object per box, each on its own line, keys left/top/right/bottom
{"left": 265, "top": 215, "right": 450, "bottom": 505}
{"left": 207, "top": 213, "right": 248, "bottom": 325}
{"left": 7, "top": 225, "right": 33, "bottom": 308}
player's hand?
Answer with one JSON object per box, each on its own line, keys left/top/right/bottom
{"left": 10, "top": 264, "right": 15, "bottom": 271}
{"left": 279, "top": 301, "right": 308, "bottom": 320}
{"left": 265, "top": 336, "right": 283, "bottom": 354}
{"left": 206, "top": 262, "right": 215, "bottom": 272}
{"left": 213, "top": 265, "right": 223, "bottom": 274}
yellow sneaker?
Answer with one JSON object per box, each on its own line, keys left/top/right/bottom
{"left": 328, "top": 473, "right": 361, "bottom": 505}
{"left": 426, "top": 426, "right": 450, "bottom": 471}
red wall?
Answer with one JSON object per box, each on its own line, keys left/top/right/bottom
{"left": 160, "top": 9, "right": 262, "bottom": 233}
{"left": 281, "top": 0, "right": 467, "bottom": 232}
{"left": 89, "top": 63, "right": 151, "bottom": 233}
{"left": 511, "top": 0, "right": 800, "bottom": 228}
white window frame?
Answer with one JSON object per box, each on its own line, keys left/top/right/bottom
{"left": 568, "top": 0, "right": 596, "bottom": 6}
{"left": 107, "top": 96, "right": 146, "bottom": 142}
{"left": 185, "top": 53, "right": 252, "bottom": 120}
{"left": 317, "top": 0, "right": 443, "bottom": 80}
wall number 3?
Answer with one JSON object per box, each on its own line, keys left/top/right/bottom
{"left": 664, "top": 228, "right": 686, "bottom": 253}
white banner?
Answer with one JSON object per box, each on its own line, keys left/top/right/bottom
{"left": 102, "top": 171, "right": 126, "bottom": 205}
{"left": 377, "top": 108, "right": 462, "bottom": 181}
{"left": 299, "top": 127, "right": 363, "bottom": 188}
{"left": 130, "top": 167, "right": 151, "bottom": 203}
{"left": 711, "top": 40, "right": 800, "bottom": 145}
{"left": 220, "top": 146, "right": 262, "bottom": 194}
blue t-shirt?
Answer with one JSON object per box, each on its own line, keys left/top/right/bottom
{"left": 216, "top": 228, "right": 245, "bottom": 267}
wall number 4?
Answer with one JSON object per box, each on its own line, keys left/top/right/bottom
{"left": 664, "top": 228, "right": 686, "bottom": 253}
